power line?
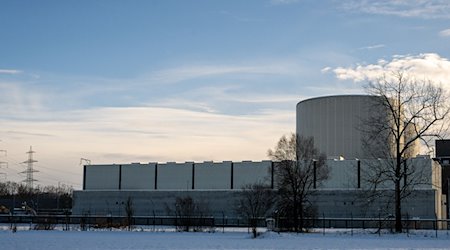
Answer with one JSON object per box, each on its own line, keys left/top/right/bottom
{"left": 35, "top": 164, "right": 81, "bottom": 177}
{"left": 5, "top": 154, "right": 81, "bottom": 187}
{"left": 36, "top": 168, "right": 80, "bottom": 184}
{"left": 0, "top": 148, "right": 81, "bottom": 188}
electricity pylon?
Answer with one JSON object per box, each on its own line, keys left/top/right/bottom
{"left": 0, "top": 149, "right": 6, "bottom": 180}
{"left": 21, "top": 146, "right": 38, "bottom": 189}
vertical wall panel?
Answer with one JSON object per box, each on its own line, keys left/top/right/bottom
{"left": 195, "top": 161, "right": 232, "bottom": 189}
{"left": 85, "top": 165, "right": 120, "bottom": 190}
{"left": 233, "top": 161, "right": 271, "bottom": 189}
{"left": 297, "top": 95, "right": 385, "bottom": 159}
{"left": 158, "top": 162, "right": 193, "bottom": 190}
{"left": 82, "top": 158, "right": 436, "bottom": 191}
{"left": 321, "top": 160, "right": 358, "bottom": 189}
{"left": 121, "top": 163, "right": 156, "bottom": 190}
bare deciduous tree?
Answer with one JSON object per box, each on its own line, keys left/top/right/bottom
{"left": 268, "top": 133, "right": 328, "bottom": 232}
{"left": 236, "top": 182, "right": 275, "bottom": 238}
{"left": 124, "top": 196, "right": 134, "bottom": 231}
{"left": 363, "top": 72, "right": 449, "bottom": 232}
{"left": 168, "top": 196, "right": 211, "bottom": 232}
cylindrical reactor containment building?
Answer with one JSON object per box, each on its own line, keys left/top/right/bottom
{"left": 296, "top": 95, "right": 383, "bottom": 159}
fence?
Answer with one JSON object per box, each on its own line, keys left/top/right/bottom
{"left": 0, "top": 214, "right": 448, "bottom": 231}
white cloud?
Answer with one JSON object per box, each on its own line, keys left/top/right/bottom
{"left": 0, "top": 59, "right": 315, "bottom": 187}
{"left": 321, "top": 67, "right": 332, "bottom": 73}
{"left": 0, "top": 106, "right": 294, "bottom": 187}
{"left": 439, "top": 28, "right": 450, "bottom": 37}
{"left": 329, "top": 53, "right": 450, "bottom": 84}
{"left": 340, "top": 0, "right": 450, "bottom": 19}
{"left": 151, "top": 65, "right": 259, "bottom": 83}
{"left": 0, "top": 82, "right": 46, "bottom": 117}
{"left": 358, "top": 44, "right": 385, "bottom": 50}
{"left": 0, "top": 69, "right": 22, "bottom": 75}
{"left": 0, "top": 59, "right": 308, "bottom": 120}
{"left": 228, "top": 94, "right": 302, "bottom": 104}
{"left": 149, "top": 62, "right": 302, "bottom": 84}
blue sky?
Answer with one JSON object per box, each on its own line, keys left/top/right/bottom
{"left": 0, "top": 0, "right": 450, "bottom": 188}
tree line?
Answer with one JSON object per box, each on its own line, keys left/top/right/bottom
{"left": 0, "top": 181, "right": 73, "bottom": 197}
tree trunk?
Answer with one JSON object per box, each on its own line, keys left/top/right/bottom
{"left": 294, "top": 198, "right": 299, "bottom": 232}
{"left": 299, "top": 202, "right": 304, "bottom": 233}
{"left": 395, "top": 179, "right": 402, "bottom": 232}
{"left": 395, "top": 156, "right": 402, "bottom": 232}
{"left": 251, "top": 218, "right": 257, "bottom": 238}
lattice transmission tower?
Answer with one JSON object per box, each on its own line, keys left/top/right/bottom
{"left": 0, "top": 149, "right": 6, "bottom": 180}
{"left": 21, "top": 146, "right": 38, "bottom": 189}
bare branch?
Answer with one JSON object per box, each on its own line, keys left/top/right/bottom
{"left": 362, "top": 71, "right": 449, "bottom": 232}
{"left": 268, "top": 133, "right": 328, "bottom": 232}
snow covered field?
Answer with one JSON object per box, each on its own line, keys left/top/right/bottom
{"left": 1, "top": 228, "right": 450, "bottom": 250}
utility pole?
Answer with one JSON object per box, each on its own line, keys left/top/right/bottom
{"left": 21, "top": 146, "right": 38, "bottom": 189}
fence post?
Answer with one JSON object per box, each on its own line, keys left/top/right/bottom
{"left": 351, "top": 213, "right": 353, "bottom": 236}
{"left": 406, "top": 213, "right": 409, "bottom": 237}
{"left": 152, "top": 211, "right": 156, "bottom": 231}
{"left": 222, "top": 212, "right": 225, "bottom": 233}
{"left": 378, "top": 212, "right": 381, "bottom": 236}
{"left": 435, "top": 213, "right": 438, "bottom": 238}
{"left": 322, "top": 213, "right": 325, "bottom": 235}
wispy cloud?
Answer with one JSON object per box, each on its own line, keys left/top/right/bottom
{"left": 0, "top": 59, "right": 312, "bottom": 120}
{"left": 149, "top": 63, "right": 302, "bottom": 84}
{"left": 0, "top": 54, "right": 347, "bottom": 188}
{"left": 6, "top": 130, "right": 54, "bottom": 137}
{"left": 321, "top": 67, "right": 332, "bottom": 73}
{"left": 0, "top": 81, "right": 47, "bottom": 118}
{"left": 327, "top": 53, "right": 450, "bottom": 84}
{"left": 358, "top": 44, "right": 385, "bottom": 50}
{"left": 0, "top": 106, "right": 294, "bottom": 186}
{"left": 439, "top": 28, "right": 450, "bottom": 37}
{"left": 0, "top": 60, "right": 308, "bottom": 187}
{"left": 0, "top": 69, "right": 22, "bottom": 75}
{"left": 270, "top": 0, "right": 300, "bottom": 5}
{"left": 150, "top": 65, "right": 258, "bottom": 83}
{"left": 340, "top": 0, "right": 450, "bottom": 19}
{"left": 219, "top": 10, "right": 263, "bottom": 22}
{"left": 227, "top": 94, "right": 302, "bottom": 104}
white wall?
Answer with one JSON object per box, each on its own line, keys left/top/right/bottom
{"left": 82, "top": 158, "right": 439, "bottom": 192}
{"left": 321, "top": 160, "right": 358, "bottom": 189}
{"left": 157, "top": 162, "right": 193, "bottom": 190}
{"left": 233, "top": 161, "right": 272, "bottom": 188}
{"left": 85, "top": 164, "right": 120, "bottom": 190}
{"left": 195, "top": 161, "right": 231, "bottom": 189}
{"left": 121, "top": 163, "right": 156, "bottom": 190}
{"left": 358, "top": 157, "right": 438, "bottom": 190}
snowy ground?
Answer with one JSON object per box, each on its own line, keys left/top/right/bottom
{"left": 1, "top": 227, "right": 450, "bottom": 250}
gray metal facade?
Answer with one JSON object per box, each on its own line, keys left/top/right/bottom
{"left": 72, "top": 189, "right": 439, "bottom": 219}
{"left": 72, "top": 94, "right": 443, "bottom": 221}
{"left": 73, "top": 157, "right": 442, "bottom": 219}
{"left": 296, "top": 95, "right": 381, "bottom": 159}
